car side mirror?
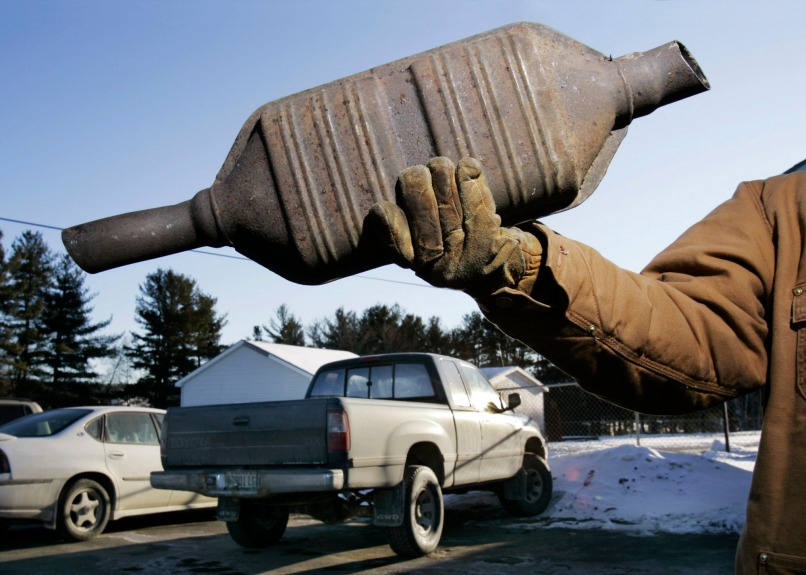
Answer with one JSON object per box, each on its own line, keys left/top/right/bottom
{"left": 507, "top": 393, "right": 521, "bottom": 411}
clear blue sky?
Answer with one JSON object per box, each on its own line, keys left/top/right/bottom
{"left": 2, "top": 0, "right": 804, "bottom": 351}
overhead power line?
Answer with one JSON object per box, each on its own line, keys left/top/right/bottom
{"left": 0, "top": 216, "right": 63, "bottom": 231}
{"left": 0, "top": 215, "right": 436, "bottom": 289}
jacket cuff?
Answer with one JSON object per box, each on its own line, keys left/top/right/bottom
{"left": 474, "top": 221, "right": 569, "bottom": 317}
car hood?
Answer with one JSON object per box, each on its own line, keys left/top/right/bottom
{"left": 0, "top": 433, "right": 17, "bottom": 442}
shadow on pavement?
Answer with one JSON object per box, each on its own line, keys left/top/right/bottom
{"left": 0, "top": 507, "right": 739, "bottom": 575}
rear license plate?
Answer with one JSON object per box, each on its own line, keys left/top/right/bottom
{"left": 229, "top": 471, "right": 258, "bottom": 491}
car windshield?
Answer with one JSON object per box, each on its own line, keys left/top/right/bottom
{"left": 0, "top": 408, "right": 93, "bottom": 437}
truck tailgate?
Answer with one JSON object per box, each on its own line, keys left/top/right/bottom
{"left": 163, "top": 399, "right": 329, "bottom": 467}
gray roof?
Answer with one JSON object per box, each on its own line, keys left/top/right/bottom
{"left": 245, "top": 341, "right": 358, "bottom": 375}
{"left": 175, "top": 340, "right": 357, "bottom": 388}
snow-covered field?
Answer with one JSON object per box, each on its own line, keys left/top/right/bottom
{"left": 446, "top": 432, "right": 758, "bottom": 535}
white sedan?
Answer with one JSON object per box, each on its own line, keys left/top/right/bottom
{"left": 0, "top": 406, "right": 215, "bottom": 541}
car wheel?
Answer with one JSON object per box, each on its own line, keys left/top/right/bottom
{"left": 387, "top": 465, "right": 444, "bottom": 558}
{"left": 57, "top": 478, "right": 112, "bottom": 541}
{"left": 226, "top": 502, "right": 289, "bottom": 548}
{"left": 498, "top": 453, "right": 553, "bottom": 517}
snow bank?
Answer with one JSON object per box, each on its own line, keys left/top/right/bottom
{"left": 542, "top": 442, "right": 754, "bottom": 534}
{"left": 445, "top": 439, "right": 757, "bottom": 535}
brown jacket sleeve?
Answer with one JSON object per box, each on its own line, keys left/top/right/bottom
{"left": 478, "top": 180, "right": 774, "bottom": 414}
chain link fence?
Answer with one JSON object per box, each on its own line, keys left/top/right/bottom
{"left": 544, "top": 382, "right": 764, "bottom": 453}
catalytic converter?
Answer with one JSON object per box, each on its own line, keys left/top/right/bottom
{"left": 62, "top": 22, "right": 709, "bottom": 284}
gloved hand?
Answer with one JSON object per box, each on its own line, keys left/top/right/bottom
{"left": 367, "top": 157, "right": 543, "bottom": 299}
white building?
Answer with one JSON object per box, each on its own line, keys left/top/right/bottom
{"left": 176, "top": 340, "right": 357, "bottom": 407}
{"left": 481, "top": 366, "right": 548, "bottom": 434}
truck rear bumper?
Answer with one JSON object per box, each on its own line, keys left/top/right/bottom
{"left": 151, "top": 468, "right": 344, "bottom": 498}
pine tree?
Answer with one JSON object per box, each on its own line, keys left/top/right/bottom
{"left": 451, "top": 311, "right": 486, "bottom": 365}
{"left": 260, "top": 304, "right": 306, "bottom": 346}
{"left": 188, "top": 291, "right": 228, "bottom": 368}
{"left": 38, "top": 254, "right": 119, "bottom": 405}
{"left": 309, "top": 304, "right": 452, "bottom": 356}
{"left": 0, "top": 229, "right": 10, "bottom": 395}
{"left": 0, "top": 231, "right": 53, "bottom": 397}
{"left": 127, "top": 269, "right": 226, "bottom": 407}
{"left": 451, "top": 311, "right": 539, "bottom": 368}
{"left": 357, "top": 304, "right": 426, "bottom": 354}
{"left": 423, "top": 316, "right": 452, "bottom": 356}
{"left": 308, "top": 307, "right": 362, "bottom": 351}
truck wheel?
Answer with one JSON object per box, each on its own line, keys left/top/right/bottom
{"left": 499, "top": 453, "right": 553, "bottom": 517}
{"left": 57, "top": 478, "right": 112, "bottom": 541}
{"left": 387, "top": 465, "right": 444, "bottom": 558}
{"left": 226, "top": 502, "right": 289, "bottom": 548}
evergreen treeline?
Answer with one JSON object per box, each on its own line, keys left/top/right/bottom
{"left": 0, "top": 228, "right": 567, "bottom": 410}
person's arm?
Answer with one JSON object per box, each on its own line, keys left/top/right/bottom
{"left": 369, "top": 157, "right": 773, "bottom": 414}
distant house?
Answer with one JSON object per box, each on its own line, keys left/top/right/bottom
{"left": 176, "top": 340, "right": 357, "bottom": 407}
{"left": 480, "top": 366, "right": 548, "bottom": 435}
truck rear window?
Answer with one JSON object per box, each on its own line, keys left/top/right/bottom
{"left": 309, "top": 363, "right": 436, "bottom": 400}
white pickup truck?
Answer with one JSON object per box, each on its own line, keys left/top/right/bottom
{"left": 152, "top": 352, "right": 551, "bottom": 557}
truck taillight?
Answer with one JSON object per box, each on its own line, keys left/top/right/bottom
{"left": 327, "top": 410, "right": 350, "bottom": 452}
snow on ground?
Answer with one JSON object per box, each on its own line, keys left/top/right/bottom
{"left": 445, "top": 432, "right": 758, "bottom": 536}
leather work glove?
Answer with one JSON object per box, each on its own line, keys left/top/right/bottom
{"left": 367, "top": 157, "right": 543, "bottom": 300}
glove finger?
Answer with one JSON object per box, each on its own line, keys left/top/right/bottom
{"left": 397, "top": 164, "right": 444, "bottom": 267}
{"left": 456, "top": 157, "right": 501, "bottom": 234}
{"left": 456, "top": 158, "right": 501, "bottom": 264}
{"left": 366, "top": 201, "right": 415, "bottom": 267}
{"left": 426, "top": 157, "right": 463, "bottom": 239}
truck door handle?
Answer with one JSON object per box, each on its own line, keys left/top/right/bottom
{"left": 232, "top": 416, "right": 250, "bottom": 426}
{"left": 108, "top": 451, "right": 125, "bottom": 459}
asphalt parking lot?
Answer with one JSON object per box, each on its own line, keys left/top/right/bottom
{"left": 0, "top": 506, "right": 739, "bottom": 575}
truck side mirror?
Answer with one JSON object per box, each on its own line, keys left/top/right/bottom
{"left": 507, "top": 393, "right": 522, "bottom": 411}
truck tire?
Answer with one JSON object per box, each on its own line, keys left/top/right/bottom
{"left": 387, "top": 465, "right": 444, "bottom": 558}
{"left": 57, "top": 478, "right": 112, "bottom": 542}
{"left": 498, "top": 453, "right": 553, "bottom": 517}
{"left": 226, "top": 502, "right": 289, "bottom": 548}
